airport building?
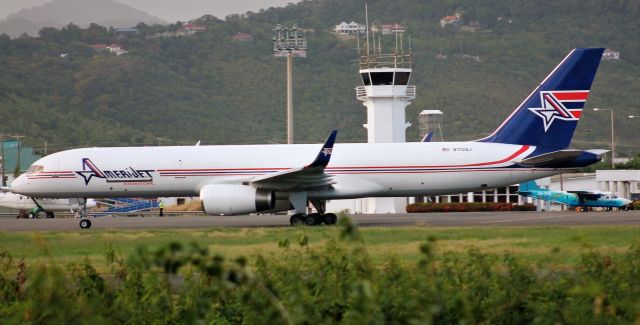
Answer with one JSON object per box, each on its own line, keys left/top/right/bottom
{"left": 0, "top": 140, "right": 41, "bottom": 186}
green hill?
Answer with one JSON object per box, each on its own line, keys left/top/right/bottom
{"left": 0, "top": 0, "right": 638, "bottom": 156}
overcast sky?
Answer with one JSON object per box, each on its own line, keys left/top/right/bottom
{"left": 1, "top": 0, "right": 298, "bottom": 22}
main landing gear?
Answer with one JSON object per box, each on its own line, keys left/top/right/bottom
{"left": 290, "top": 212, "right": 338, "bottom": 226}
{"left": 75, "top": 198, "right": 92, "bottom": 229}
{"left": 287, "top": 194, "right": 338, "bottom": 226}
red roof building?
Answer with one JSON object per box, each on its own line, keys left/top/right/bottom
{"left": 232, "top": 32, "right": 255, "bottom": 41}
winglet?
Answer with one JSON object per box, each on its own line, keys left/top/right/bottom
{"left": 421, "top": 131, "right": 434, "bottom": 142}
{"left": 307, "top": 130, "right": 337, "bottom": 168}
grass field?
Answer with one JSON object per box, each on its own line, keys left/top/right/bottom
{"left": 1, "top": 224, "right": 638, "bottom": 272}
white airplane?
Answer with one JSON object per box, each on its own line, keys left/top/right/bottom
{"left": 0, "top": 188, "right": 96, "bottom": 218}
{"left": 12, "top": 48, "right": 607, "bottom": 229}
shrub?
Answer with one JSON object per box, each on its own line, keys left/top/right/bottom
{"left": 0, "top": 219, "right": 637, "bottom": 323}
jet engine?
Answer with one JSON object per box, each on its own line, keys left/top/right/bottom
{"left": 199, "top": 184, "right": 275, "bottom": 215}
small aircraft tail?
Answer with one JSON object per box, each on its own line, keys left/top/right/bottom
{"left": 479, "top": 48, "right": 604, "bottom": 153}
{"left": 518, "top": 180, "right": 544, "bottom": 194}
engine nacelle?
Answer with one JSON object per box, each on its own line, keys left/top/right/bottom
{"left": 199, "top": 184, "right": 274, "bottom": 215}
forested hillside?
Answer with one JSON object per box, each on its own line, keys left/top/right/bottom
{"left": 0, "top": 0, "right": 638, "bottom": 155}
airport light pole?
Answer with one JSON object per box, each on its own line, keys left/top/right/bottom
{"left": 273, "top": 24, "right": 307, "bottom": 144}
{"left": 593, "top": 108, "right": 615, "bottom": 169}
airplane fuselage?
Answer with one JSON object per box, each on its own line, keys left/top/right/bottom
{"left": 0, "top": 192, "right": 86, "bottom": 211}
{"left": 13, "top": 141, "right": 561, "bottom": 200}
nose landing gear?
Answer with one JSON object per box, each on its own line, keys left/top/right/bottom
{"left": 75, "top": 198, "right": 92, "bottom": 229}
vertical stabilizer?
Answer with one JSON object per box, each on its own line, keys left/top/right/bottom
{"left": 519, "top": 181, "right": 543, "bottom": 192}
{"left": 479, "top": 48, "right": 604, "bottom": 152}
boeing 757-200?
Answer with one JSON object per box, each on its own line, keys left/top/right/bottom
{"left": 12, "top": 48, "right": 607, "bottom": 228}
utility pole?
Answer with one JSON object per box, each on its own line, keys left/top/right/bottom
{"left": 593, "top": 108, "right": 615, "bottom": 169}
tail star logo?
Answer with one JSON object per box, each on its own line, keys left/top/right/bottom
{"left": 528, "top": 90, "right": 588, "bottom": 132}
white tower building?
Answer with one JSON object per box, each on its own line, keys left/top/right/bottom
{"left": 356, "top": 53, "right": 415, "bottom": 213}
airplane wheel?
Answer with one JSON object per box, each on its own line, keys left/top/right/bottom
{"left": 305, "top": 213, "right": 321, "bottom": 226}
{"left": 46, "top": 212, "right": 55, "bottom": 218}
{"left": 323, "top": 213, "right": 338, "bottom": 225}
{"left": 290, "top": 213, "right": 305, "bottom": 226}
{"left": 79, "top": 219, "right": 92, "bottom": 229}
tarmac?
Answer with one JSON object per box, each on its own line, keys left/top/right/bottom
{"left": 0, "top": 210, "right": 639, "bottom": 232}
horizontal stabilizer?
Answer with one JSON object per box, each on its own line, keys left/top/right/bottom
{"left": 0, "top": 186, "right": 12, "bottom": 193}
{"left": 516, "top": 149, "right": 607, "bottom": 168}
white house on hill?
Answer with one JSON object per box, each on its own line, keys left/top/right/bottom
{"left": 334, "top": 21, "right": 365, "bottom": 35}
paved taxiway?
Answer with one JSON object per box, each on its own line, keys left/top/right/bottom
{"left": 0, "top": 211, "right": 638, "bottom": 232}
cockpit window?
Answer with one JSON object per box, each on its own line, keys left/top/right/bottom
{"left": 26, "top": 165, "right": 44, "bottom": 173}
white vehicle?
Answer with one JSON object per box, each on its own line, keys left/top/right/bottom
{"left": 12, "top": 48, "right": 607, "bottom": 229}
{"left": 0, "top": 189, "right": 96, "bottom": 218}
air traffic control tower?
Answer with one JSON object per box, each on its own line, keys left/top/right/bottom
{"left": 357, "top": 51, "right": 415, "bottom": 143}
{"left": 356, "top": 42, "right": 415, "bottom": 213}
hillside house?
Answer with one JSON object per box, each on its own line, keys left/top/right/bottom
{"left": 378, "top": 23, "right": 406, "bottom": 35}
{"left": 334, "top": 21, "right": 365, "bottom": 35}
{"left": 440, "top": 14, "right": 463, "bottom": 28}
{"left": 232, "top": 32, "right": 255, "bottom": 41}
{"left": 90, "top": 44, "right": 108, "bottom": 52}
{"left": 182, "top": 23, "right": 206, "bottom": 35}
{"left": 114, "top": 27, "right": 139, "bottom": 34}
{"left": 602, "top": 48, "right": 620, "bottom": 60}
{"left": 107, "top": 44, "right": 127, "bottom": 56}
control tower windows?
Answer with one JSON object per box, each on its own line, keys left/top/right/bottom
{"left": 361, "top": 71, "right": 411, "bottom": 86}
{"left": 361, "top": 73, "right": 371, "bottom": 86}
{"left": 370, "top": 72, "right": 394, "bottom": 85}
{"left": 395, "top": 72, "right": 411, "bottom": 85}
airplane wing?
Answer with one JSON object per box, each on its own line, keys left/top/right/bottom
{"left": 568, "top": 191, "right": 604, "bottom": 201}
{"left": 250, "top": 130, "right": 337, "bottom": 191}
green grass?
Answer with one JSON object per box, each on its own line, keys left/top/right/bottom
{"left": 1, "top": 225, "right": 638, "bottom": 272}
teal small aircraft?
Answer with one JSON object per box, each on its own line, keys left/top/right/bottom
{"left": 518, "top": 181, "right": 633, "bottom": 211}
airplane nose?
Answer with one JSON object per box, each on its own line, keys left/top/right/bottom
{"left": 11, "top": 174, "right": 28, "bottom": 194}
